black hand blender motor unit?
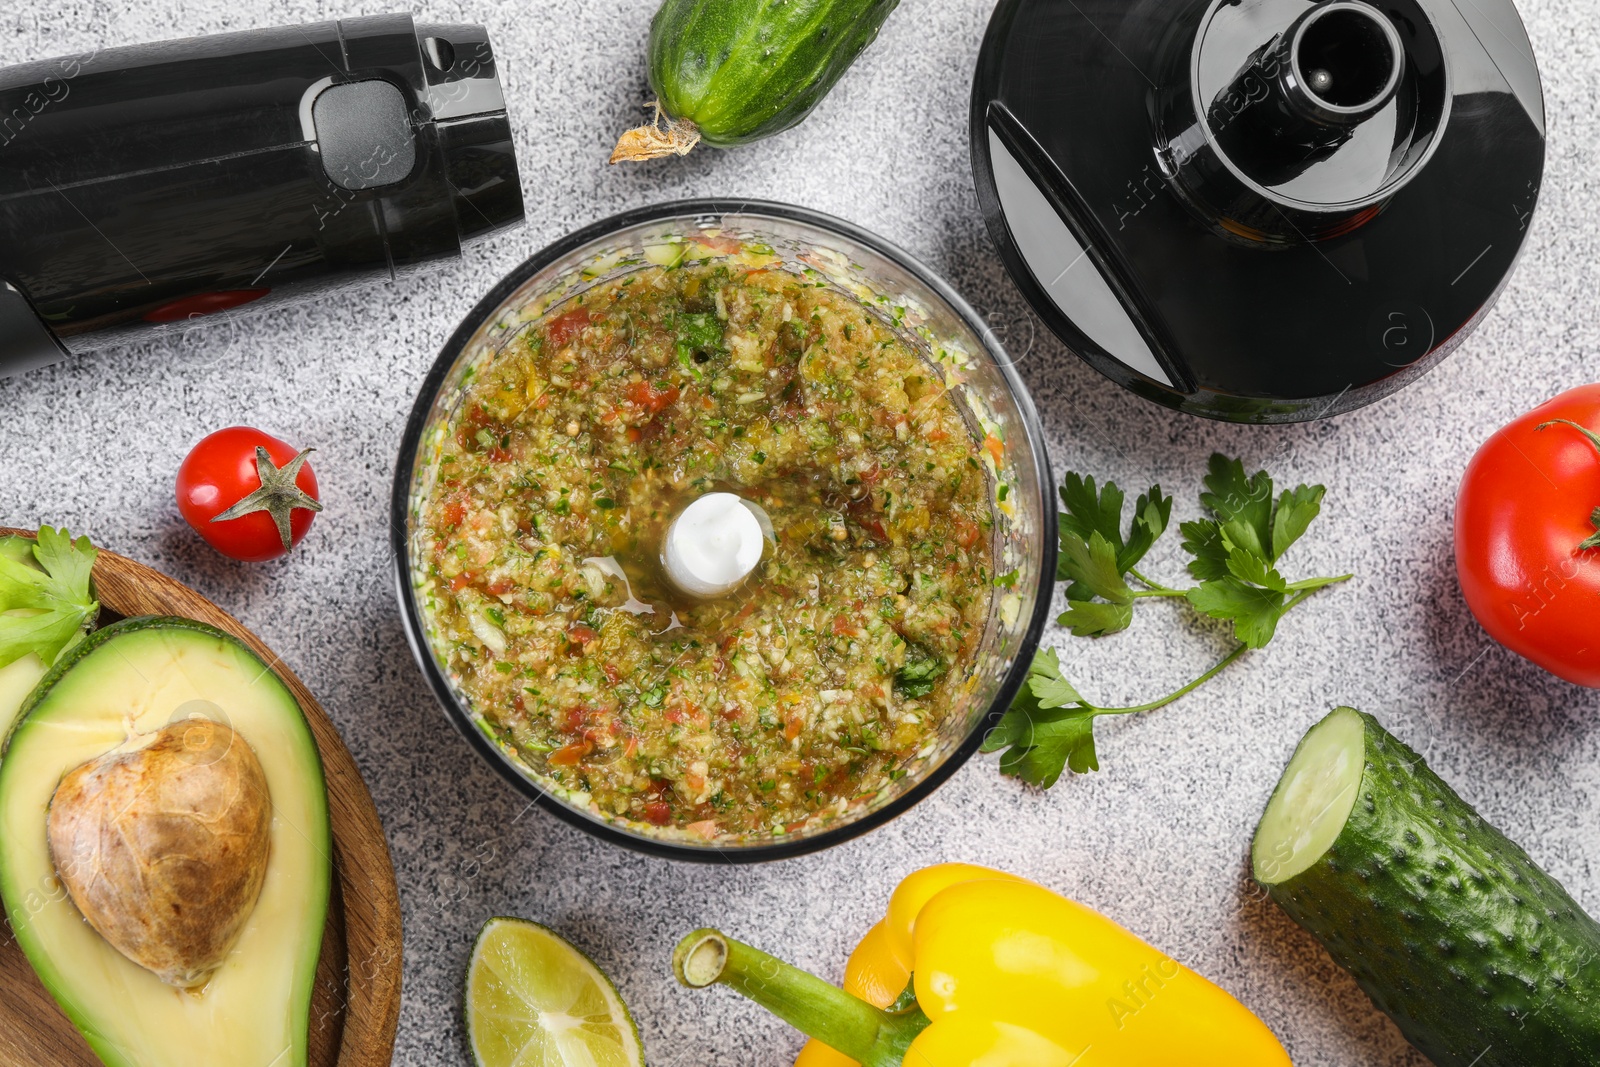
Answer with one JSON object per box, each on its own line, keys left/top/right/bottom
{"left": 0, "top": 13, "right": 524, "bottom": 378}
{"left": 972, "top": 0, "right": 1546, "bottom": 422}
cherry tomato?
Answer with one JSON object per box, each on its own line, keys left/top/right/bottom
{"left": 177, "top": 427, "right": 322, "bottom": 562}
{"left": 1455, "top": 385, "right": 1600, "bottom": 687}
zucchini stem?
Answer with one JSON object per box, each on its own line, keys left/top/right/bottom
{"left": 673, "top": 928, "right": 927, "bottom": 1067}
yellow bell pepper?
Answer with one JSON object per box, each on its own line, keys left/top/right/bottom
{"left": 674, "top": 863, "right": 1290, "bottom": 1067}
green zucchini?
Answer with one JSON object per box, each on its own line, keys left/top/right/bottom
{"left": 611, "top": 0, "right": 900, "bottom": 162}
{"left": 1253, "top": 707, "right": 1600, "bottom": 1066}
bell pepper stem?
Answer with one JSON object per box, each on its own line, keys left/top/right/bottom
{"left": 674, "top": 928, "right": 928, "bottom": 1067}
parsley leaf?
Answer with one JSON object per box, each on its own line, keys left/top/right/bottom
{"left": 674, "top": 312, "right": 724, "bottom": 377}
{"left": 1059, "top": 531, "right": 1133, "bottom": 605}
{"left": 1058, "top": 473, "right": 1127, "bottom": 550}
{"left": 894, "top": 643, "right": 945, "bottom": 699}
{"left": 1187, "top": 578, "right": 1287, "bottom": 649}
{"left": 998, "top": 711, "right": 1099, "bottom": 786}
{"left": 1057, "top": 532, "right": 1135, "bottom": 636}
{"left": 1199, "top": 455, "right": 1274, "bottom": 559}
{"left": 1024, "top": 650, "right": 1085, "bottom": 708}
{"left": 982, "top": 649, "right": 1100, "bottom": 787}
{"left": 0, "top": 528, "right": 100, "bottom": 669}
{"left": 1224, "top": 541, "right": 1286, "bottom": 591}
{"left": 1056, "top": 475, "right": 1170, "bottom": 632}
{"left": 1058, "top": 474, "right": 1171, "bottom": 578}
{"left": 1122, "top": 487, "right": 1173, "bottom": 572}
{"left": 1179, "top": 519, "right": 1230, "bottom": 582}
{"left": 1179, "top": 457, "right": 1345, "bottom": 648}
{"left": 1271, "top": 484, "right": 1326, "bottom": 561}
{"left": 1058, "top": 599, "right": 1135, "bottom": 638}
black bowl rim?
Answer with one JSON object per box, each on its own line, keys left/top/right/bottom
{"left": 391, "top": 197, "right": 1059, "bottom": 863}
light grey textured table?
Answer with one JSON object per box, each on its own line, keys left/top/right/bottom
{"left": 2, "top": 2, "right": 1598, "bottom": 1065}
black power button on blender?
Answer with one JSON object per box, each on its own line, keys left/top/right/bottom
{"left": 972, "top": 0, "right": 1546, "bottom": 423}
{"left": 0, "top": 13, "right": 526, "bottom": 378}
{"left": 312, "top": 80, "right": 418, "bottom": 191}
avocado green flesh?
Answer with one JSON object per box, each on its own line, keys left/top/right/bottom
{"left": 648, "top": 0, "right": 900, "bottom": 146}
{"left": 0, "top": 617, "right": 331, "bottom": 1067}
{"left": 0, "top": 653, "right": 47, "bottom": 747}
{"left": 1254, "top": 707, "right": 1600, "bottom": 1067}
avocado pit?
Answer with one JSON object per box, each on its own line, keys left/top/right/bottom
{"left": 47, "top": 718, "right": 272, "bottom": 989}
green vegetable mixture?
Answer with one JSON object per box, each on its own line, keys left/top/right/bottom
{"left": 416, "top": 261, "right": 995, "bottom": 841}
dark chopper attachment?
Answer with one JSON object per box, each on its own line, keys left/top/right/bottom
{"left": 971, "top": 0, "right": 1545, "bottom": 423}
{"left": 0, "top": 14, "right": 524, "bottom": 378}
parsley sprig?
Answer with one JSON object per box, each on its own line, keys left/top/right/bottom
{"left": 984, "top": 455, "right": 1351, "bottom": 788}
{"left": 0, "top": 527, "right": 100, "bottom": 670}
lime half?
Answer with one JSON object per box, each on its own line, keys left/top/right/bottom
{"left": 466, "top": 917, "right": 645, "bottom": 1067}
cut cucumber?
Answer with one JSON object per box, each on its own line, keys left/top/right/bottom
{"left": 1251, "top": 706, "right": 1365, "bottom": 884}
{"left": 1254, "top": 707, "right": 1600, "bottom": 1067}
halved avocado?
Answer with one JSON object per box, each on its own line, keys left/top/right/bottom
{"left": 0, "top": 616, "right": 331, "bottom": 1067}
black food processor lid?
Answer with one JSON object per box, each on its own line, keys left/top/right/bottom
{"left": 971, "top": 0, "right": 1546, "bottom": 422}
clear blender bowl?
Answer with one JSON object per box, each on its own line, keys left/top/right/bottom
{"left": 392, "top": 200, "right": 1057, "bottom": 860}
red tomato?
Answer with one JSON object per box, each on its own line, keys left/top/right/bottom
{"left": 545, "top": 308, "right": 591, "bottom": 348}
{"left": 1455, "top": 385, "right": 1600, "bottom": 687}
{"left": 177, "top": 427, "right": 322, "bottom": 562}
{"left": 625, "top": 380, "right": 679, "bottom": 415}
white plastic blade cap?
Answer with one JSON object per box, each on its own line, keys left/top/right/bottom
{"left": 661, "top": 492, "right": 765, "bottom": 599}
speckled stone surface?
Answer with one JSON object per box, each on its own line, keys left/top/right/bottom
{"left": 1, "top": 1, "right": 1598, "bottom": 1065}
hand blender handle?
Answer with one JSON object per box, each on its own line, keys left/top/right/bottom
{"left": 0, "top": 13, "right": 524, "bottom": 377}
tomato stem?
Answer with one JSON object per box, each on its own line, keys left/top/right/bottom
{"left": 1538, "top": 418, "right": 1600, "bottom": 458}
{"left": 1537, "top": 420, "right": 1600, "bottom": 551}
{"left": 209, "top": 447, "right": 323, "bottom": 552}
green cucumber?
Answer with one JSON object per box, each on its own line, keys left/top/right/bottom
{"left": 611, "top": 0, "right": 900, "bottom": 162}
{"left": 1253, "top": 707, "right": 1600, "bottom": 1066}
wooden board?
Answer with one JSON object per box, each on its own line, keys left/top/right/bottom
{"left": 0, "top": 532, "right": 402, "bottom": 1067}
